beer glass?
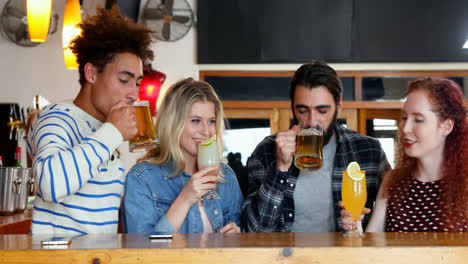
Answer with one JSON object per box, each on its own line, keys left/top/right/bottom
{"left": 128, "top": 100, "right": 158, "bottom": 152}
{"left": 342, "top": 170, "right": 367, "bottom": 237}
{"left": 197, "top": 139, "right": 220, "bottom": 200}
{"left": 294, "top": 123, "right": 323, "bottom": 171}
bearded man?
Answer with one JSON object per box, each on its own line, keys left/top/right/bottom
{"left": 242, "top": 61, "right": 390, "bottom": 233}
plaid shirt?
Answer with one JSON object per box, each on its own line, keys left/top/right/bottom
{"left": 242, "top": 125, "right": 390, "bottom": 232}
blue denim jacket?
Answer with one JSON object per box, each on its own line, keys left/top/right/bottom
{"left": 122, "top": 161, "right": 244, "bottom": 233}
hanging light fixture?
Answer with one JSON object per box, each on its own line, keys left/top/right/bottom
{"left": 26, "top": 0, "right": 52, "bottom": 42}
{"left": 62, "top": 0, "right": 82, "bottom": 69}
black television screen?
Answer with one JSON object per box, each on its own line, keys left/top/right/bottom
{"left": 197, "top": 0, "right": 468, "bottom": 63}
{"left": 197, "top": 0, "right": 353, "bottom": 64}
{"left": 108, "top": 0, "right": 141, "bottom": 22}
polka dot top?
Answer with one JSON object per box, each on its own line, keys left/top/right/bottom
{"left": 385, "top": 177, "right": 467, "bottom": 232}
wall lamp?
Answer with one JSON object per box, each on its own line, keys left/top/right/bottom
{"left": 27, "top": 0, "right": 82, "bottom": 69}
{"left": 62, "top": 0, "right": 82, "bottom": 69}
{"left": 26, "top": 0, "right": 52, "bottom": 42}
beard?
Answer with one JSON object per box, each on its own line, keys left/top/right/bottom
{"left": 323, "top": 109, "right": 338, "bottom": 145}
{"left": 292, "top": 109, "right": 338, "bottom": 145}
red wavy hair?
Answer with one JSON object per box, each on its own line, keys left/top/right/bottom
{"left": 382, "top": 78, "right": 468, "bottom": 229}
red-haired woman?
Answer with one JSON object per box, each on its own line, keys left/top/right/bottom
{"left": 342, "top": 78, "right": 468, "bottom": 232}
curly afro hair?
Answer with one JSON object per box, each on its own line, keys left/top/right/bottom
{"left": 69, "top": 5, "right": 154, "bottom": 86}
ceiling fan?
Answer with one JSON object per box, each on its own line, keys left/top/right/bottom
{"left": 140, "top": 0, "right": 194, "bottom": 42}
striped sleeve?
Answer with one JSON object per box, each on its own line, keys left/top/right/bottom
{"left": 28, "top": 110, "right": 123, "bottom": 203}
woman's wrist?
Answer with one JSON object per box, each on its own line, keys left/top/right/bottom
{"left": 165, "top": 194, "right": 194, "bottom": 232}
{"left": 176, "top": 191, "right": 198, "bottom": 209}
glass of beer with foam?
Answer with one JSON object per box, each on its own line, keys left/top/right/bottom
{"left": 128, "top": 100, "right": 158, "bottom": 152}
{"left": 294, "top": 122, "right": 323, "bottom": 171}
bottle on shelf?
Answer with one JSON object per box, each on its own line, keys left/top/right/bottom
{"left": 13, "top": 146, "right": 22, "bottom": 168}
{"left": 0, "top": 155, "right": 3, "bottom": 167}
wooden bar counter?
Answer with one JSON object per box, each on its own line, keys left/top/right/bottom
{"left": 0, "top": 209, "right": 32, "bottom": 234}
{"left": 1, "top": 232, "right": 467, "bottom": 263}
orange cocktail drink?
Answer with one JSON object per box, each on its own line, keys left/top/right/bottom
{"left": 342, "top": 162, "right": 367, "bottom": 238}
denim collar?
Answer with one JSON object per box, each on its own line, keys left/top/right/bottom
{"left": 160, "top": 162, "right": 191, "bottom": 180}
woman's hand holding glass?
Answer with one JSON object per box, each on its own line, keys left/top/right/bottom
{"left": 339, "top": 201, "right": 371, "bottom": 231}
{"left": 179, "top": 165, "right": 219, "bottom": 206}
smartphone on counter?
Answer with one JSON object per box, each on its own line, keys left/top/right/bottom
{"left": 149, "top": 232, "right": 173, "bottom": 239}
{"left": 41, "top": 236, "right": 73, "bottom": 246}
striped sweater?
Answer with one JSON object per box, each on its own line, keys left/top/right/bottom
{"left": 27, "top": 102, "right": 125, "bottom": 235}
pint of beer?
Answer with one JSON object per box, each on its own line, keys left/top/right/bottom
{"left": 294, "top": 124, "right": 323, "bottom": 171}
{"left": 128, "top": 100, "right": 158, "bottom": 152}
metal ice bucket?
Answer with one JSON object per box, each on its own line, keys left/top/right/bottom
{"left": 15, "top": 168, "right": 33, "bottom": 213}
{"left": 0, "top": 167, "right": 22, "bottom": 215}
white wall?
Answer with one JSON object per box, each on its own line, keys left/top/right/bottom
{"left": 149, "top": 0, "right": 199, "bottom": 108}
{"left": 0, "top": 0, "right": 79, "bottom": 106}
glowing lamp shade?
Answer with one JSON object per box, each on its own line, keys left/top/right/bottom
{"left": 27, "top": 0, "right": 52, "bottom": 42}
{"left": 138, "top": 68, "right": 166, "bottom": 116}
{"left": 62, "top": 0, "right": 82, "bottom": 69}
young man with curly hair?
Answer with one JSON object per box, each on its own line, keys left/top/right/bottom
{"left": 27, "top": 6, "right": 154, "bottom": 235}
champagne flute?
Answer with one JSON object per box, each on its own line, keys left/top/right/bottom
{"left": 342, "top": 169, "right": 367, "bottom": 237}
{"left": 197, "top": 137, "right": 221, "bottom": 200}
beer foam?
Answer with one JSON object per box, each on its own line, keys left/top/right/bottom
{"left": 297, "top": 127, "right": 322, "bottom": 136}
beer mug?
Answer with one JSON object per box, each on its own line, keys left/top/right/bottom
{"left": 294, "top": 122, "right": 323, "bottom": 171}
{"left": 128, "top": 100, "right": 158, "bottom": 152}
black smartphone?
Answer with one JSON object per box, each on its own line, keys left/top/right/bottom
{"left": 149, "top": 232, "right": 173, "bottom": 239}
{"left": 41, "top": 236, "right": 72, "bottom": 246}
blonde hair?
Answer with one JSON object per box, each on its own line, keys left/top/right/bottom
{"left": 144, "top": 78, "right": 226, "bottom": 180}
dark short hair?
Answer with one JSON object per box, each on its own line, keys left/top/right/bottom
{"left": 69, "top": 5, "right": 154, "bottom": 86}
{"left": 289, "top": 61, "right": 343, "bottom": 111}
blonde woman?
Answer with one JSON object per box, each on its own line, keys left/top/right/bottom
{"left": 122, "top": 78, "right": 243, "bottom": 233}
